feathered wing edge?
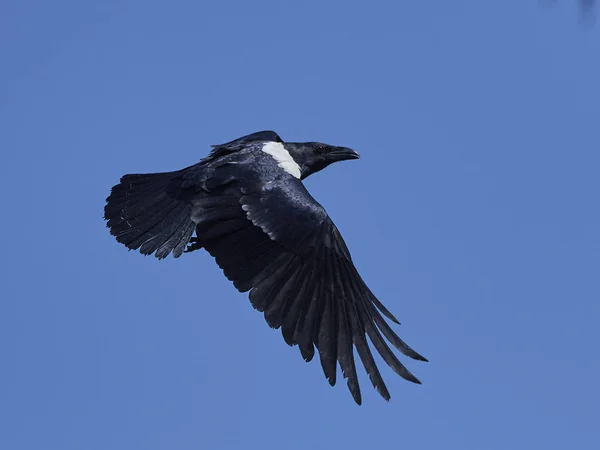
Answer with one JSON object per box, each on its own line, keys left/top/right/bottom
{"left": 193, "top": 191, "right": 427, "bottom": 405}
{"left": 105, "top": 171, "right": 427, "bottom": 404}
{"left": 104, "top": 171, "right": 195, "bottom": 259}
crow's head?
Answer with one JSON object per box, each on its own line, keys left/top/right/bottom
{"left": 284, "top": 141, "right": 360, "bottom": 179}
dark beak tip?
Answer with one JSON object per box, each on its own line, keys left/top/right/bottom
{"left": 326, "top": 146, "right": 360, "bottom": 161}
{"left": 344, "top": 149, "right": 360, "bottom": 160}
{"left": 339, "top": 147, "right": 360, "bottom": 160}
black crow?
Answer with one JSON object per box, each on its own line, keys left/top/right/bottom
{"left": 104, "top": 130, "right": 426, "bottom": 404}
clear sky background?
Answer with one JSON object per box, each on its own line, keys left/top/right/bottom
{"left": 1, "top": 1, "right": 599, "bottom": 449}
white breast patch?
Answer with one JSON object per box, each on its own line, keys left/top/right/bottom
{"left": 261, "top": 141, "right": 301, "bottom": 179}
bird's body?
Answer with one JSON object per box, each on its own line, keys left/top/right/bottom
{"left": 104, "top": 130, "right": 426, "bottom": 404}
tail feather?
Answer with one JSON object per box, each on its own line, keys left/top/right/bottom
{"left": 104, "top": 171, "right": 195, "bottom": 259}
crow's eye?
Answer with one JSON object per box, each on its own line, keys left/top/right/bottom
{"left": 315, "top": 145, "right": 326, "bottom": 155}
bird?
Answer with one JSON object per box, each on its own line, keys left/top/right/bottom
{"left": 104, "top": 130, "right": 427, "bottom": 404}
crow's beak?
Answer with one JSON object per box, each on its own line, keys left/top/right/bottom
{"left": 328, "top": 146, "right": 360, "bottom": 161}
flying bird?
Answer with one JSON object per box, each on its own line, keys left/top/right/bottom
{"left": 104, "top": 130, "right": 426, "bottom": 404}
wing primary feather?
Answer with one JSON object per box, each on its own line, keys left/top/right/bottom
{"left": 204, "top": 224, "right": 260, "bottom": 258}
{"left": 354, "top": 295, "right": 422, "bottom": 384}
{"left": 332, "top": 255, "right": 362, "bottom": 404}
{"left": 294, "top": 278, "right": 320, "bottom": 362}
{"left": 343, "top": 264, "right": 422, "bottom": 385}
{"left": 264, "top": 258, "right": 304, "bottom": 329}
{"left": 316, "top": 249, "right": 338, "bottom": 386}
{"left": 263, "top": 257, "right": 302, "bottom": 328}
{"left": 339, "top": 261, "right": 390, "bottom": 401}
{"left": 233, "top": 247, "right": 287, "bottom": 292}
{"left": 367, "top": 290, "right": 401, "bottom": 325}
{"left": 228, "top": 241, "right": 278, "bottom": 286}
{"left": 281, "top": 260, "right": 315, "bottom": 346}
{"left": 366, "top": 300, "right": 428, "bottom": 362}
{"left": 213, "top": 231, "right": 273, "bottom": 279}
{"left": 227, "top": 236, "right": 278, "bottom": 274}
{"left": 248, "top": 256, "right": 296, "bottom": 312}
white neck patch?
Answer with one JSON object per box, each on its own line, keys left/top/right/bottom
{"left": 261, "top": 141, "right": 301, "bottom": 179}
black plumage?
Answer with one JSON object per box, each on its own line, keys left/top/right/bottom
{"left": 104, "top": 130, "right": 427, "bottom": 404}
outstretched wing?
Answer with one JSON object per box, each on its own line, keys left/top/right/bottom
{"left": 193, "top": 175, "right": 427, "bottom": 404}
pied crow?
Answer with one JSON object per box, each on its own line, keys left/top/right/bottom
{"left": 104, "top": 130, "right": 426, "bottom": 404}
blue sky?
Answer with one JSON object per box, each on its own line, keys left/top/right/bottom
{"left": 1, "top": 1, "right": 599, "bottom": 449}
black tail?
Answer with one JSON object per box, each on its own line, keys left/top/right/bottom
{"left": 104, "top": 171, "right": 195, "bottom": 259}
